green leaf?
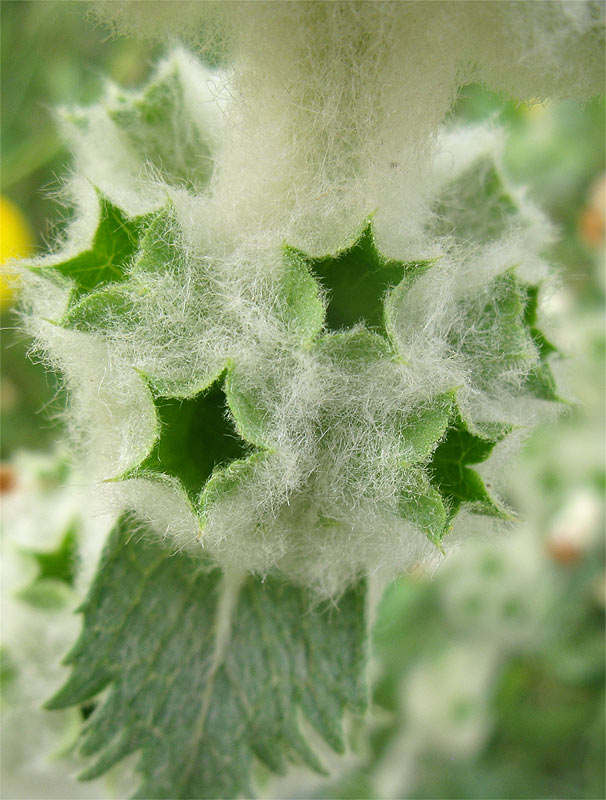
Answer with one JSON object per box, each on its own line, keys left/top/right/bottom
{"left": 130, "top": 203, "right": 184, "bottom": 277}
{"left": 428, "top": 408, "right": 510, "bottom": 520}
{"left": 431, "top": 155, "right": 520, "bottom": 244}
{"left": 224, "top": 366, "right": 275, "bottom": 449}
{"left": 62, "top": 204, "right": 180, "bottom": 331}
{"left": 36, "top": 194, "right": 146, "bottom": 303}
{"left": 201, "top": 450, "right": 271, "bottom": 519}
{"left": 383, "top": 258, "right": 434, "bottom": 347}
{"left": 62, "top": 286, "right": 136, "bottom": 331}
{"left": 47, "top": 515, "right": 367, "bottom": 799}
{"left": 290, "top": 222, "right": 431, "bottom": 338}
{"left": 127, "top": 370, "right": 256, "bottom": 506}
{"left": 314, "top": 328, "right": 392, "bottom": 365}
{"left": 395, "top": 395, "right": 453, "bottom": 545}
{"left": 108, "top": 62, "right": 214, "bottom": 192}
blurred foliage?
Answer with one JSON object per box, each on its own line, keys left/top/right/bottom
{"left": 1, "top": 0, "right": 158, "bottom": 458}
{"left": 456, "top": 84, "right": 605, "bottom": 302}
{"left": 1, "top": 0, "right": 158, "bottom": 242}
{"left": 0, "top": 3, "right": 604, "bottom": 799}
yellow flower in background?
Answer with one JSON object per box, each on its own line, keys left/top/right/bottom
{"left": 1, "top": 196, "right": 33, "bottom": 310}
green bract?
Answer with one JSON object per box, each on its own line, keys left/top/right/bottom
{"left": 29, "top": 194, "right": 148, "bottom": 305}
{"left": 107, "top": 61, "right": 215, "bottom": 192}
{"left": 36, "top": 189, "right": 554, "bottom": 551}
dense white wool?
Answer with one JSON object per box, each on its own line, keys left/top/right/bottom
{"left": 93, "top": 0, "right": 604, "bottom": 252}
{"left": 15, "top": 2, "right": 603, "bottom": 594}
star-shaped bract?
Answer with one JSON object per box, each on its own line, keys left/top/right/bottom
{"left": 428, "top": 409, "right": 510, "bottom": 520}
{"left": 285, "top": 223, "right": 431, "bottom": 339}
{"left": 16, "top": 520, "right": 80, "bottom": 609}
{"left": 454, "top": 270, "right": 532, "bottom": 390}
{"left": 130, "top": 371, "right": 255, "bottom": 505}
{"left": 431, "top": 156, "right": 519, "bottom": 245}
{"left": 522, "top": 283, "right": 560, "bottom": 401}
{"left": 61, "top": 204, "right": 177, "bottom": 332}
{"left": 108, "top": 62, "right": 214, "bottom": 192}
{"left": 28, "top": 522, "right": 78, "bottom": 587}
{"left": 62, "top": 203, "right": 234, "bottom": 399}
{"left": 450, "top": 269, "right": 561, "bottom": 407}
{"left": 38, "top": 193, "right": 146, "bottom": 307}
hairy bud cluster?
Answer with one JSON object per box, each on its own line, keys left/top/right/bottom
{"left": 14, "top": 1, "right": 604, "bottom": 594}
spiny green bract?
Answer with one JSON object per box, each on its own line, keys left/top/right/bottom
{"left": 36, "top": 193, "right": 554, "bottom": 552}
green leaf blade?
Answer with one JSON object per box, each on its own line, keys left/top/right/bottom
{"left": 399, "top": 469, "right": 448, "bottom": 547}
{"left": 398, "top": 393, "right": 454, "bottom": 466}
{"left": 201, "top": 450, "right": 270, "bottom": 519}
{"left": 48, "top": 515, "right": 367, "bottom": 799}
{"left": 62, "top": 286, "right": 136, "bottom": 331}
{"left": 314, "top": 327, "right": 392, "bottom": 365}
{"left": 279, "top": 246, "right": 325, "bottom": 342}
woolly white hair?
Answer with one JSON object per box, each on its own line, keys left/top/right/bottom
{"left": 92, "top": 0, "right": 604, "bottom": 251}
{"left": 16, "top": 1, "right": 604, "bottom": 595}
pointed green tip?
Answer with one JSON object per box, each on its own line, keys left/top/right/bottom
{"left": 43, "top": 688, "right": 71, "bottom": 711}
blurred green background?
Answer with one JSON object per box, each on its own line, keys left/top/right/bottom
{"left": 1, "top": 2, "right": 604, "bottom": 799}
{"left": 1, "top": 0, "right": 160, "bottom": 456}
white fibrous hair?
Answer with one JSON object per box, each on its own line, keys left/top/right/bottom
{"left": 15, "top": 1, "right": 604, "bottom": 595}
{"left": 92, "top": 0, "right": 605, "bottom": 250}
